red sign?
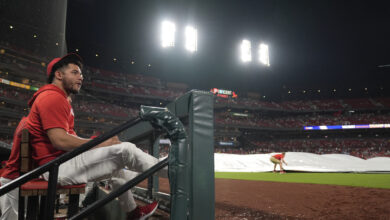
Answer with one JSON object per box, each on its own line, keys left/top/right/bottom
{"left": 210, "top": 88, "right": 237, "bottom": 98}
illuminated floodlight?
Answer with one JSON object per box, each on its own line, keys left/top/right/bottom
{"left": 258, "top": 43, "right": 270, "bottom": 66}
{"left": 185, "top": 26, "right": 198, "bottom": 52}
{"left": 161, "top": 21, "right": 176, "bottom": 48}
{"left": 240, "top": 39, "right": 252, "bottom": 62}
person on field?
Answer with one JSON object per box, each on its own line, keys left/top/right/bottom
{"left": 270, "top": 152, "right": 287, "bottom": 173}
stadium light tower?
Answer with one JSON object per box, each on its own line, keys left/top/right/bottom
{"left": 259, "top": 43, "right": 270, "bottom": 66}
{"left": 240, "top": 39, "right": 252, "bottom": 62}
{"left": 161, "top": 20, "right": 175, "bottom": 48}
{"left": 185, "top": 26, "right": 198, "bottom": 52}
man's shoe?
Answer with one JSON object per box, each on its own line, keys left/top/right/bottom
{"left": 280, "top": 171, "right": 286, "bottom": 174}
{"left": 128, "top": 201, "right": 159, "bottom": 220}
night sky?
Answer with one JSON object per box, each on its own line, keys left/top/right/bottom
{"left": 66, "top": 0, "right": 390, "bottom": 100}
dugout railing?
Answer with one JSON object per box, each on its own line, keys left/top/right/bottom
{"left": 0, "top": 90, "right": 215, "bottom": 220}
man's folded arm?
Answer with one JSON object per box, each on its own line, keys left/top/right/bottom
{"left": 47, "top": 128, "right": 90, "bottom": 151}
{"left": 47, "top": 128, "right": 122, "bottom": 151}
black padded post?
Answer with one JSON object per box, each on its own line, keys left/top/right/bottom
{"left": 26, "top": 196, "right": 39, "bottom": 220}
{"left": 68, "top": 194, "right": 80, "bottom": 217}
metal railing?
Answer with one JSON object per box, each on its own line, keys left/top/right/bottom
{"left": 71, "top": 157, "right": 169, "bottom": 219}
{"left": 0, "top": 105, "right": 186, "bottom": 219}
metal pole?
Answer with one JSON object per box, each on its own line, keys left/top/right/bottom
{"left": 152, "top": 136, "right": 160, "bottom": 195}
{"left": 70, "top": 158, "right": 169, "bottom": 220}
{"left": 43, "top": 165, "right": 59, "bottom": 220}
{"left": 147, "top": 132, "right": 155, "bottom": 199}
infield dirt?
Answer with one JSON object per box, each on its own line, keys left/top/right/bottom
{"left": 140, "top": 177, "right": 390, "bottom": 219}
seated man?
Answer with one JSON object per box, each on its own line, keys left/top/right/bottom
{"left": 0, "top": 54, "right": 164, "bottom": 220}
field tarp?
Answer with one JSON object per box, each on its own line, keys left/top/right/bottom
{"left": 214, "top": 152, "right": 390, "bottom": 172}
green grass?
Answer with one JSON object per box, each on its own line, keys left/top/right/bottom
{"left": 215, "top": 172, "right": 390, "bottom": 189}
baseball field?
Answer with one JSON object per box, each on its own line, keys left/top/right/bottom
{"left": 214, "top": 172, "right": 390, "bottom": 219}
{"left": 146, "top": 172, "right": 390, "bottom": 219}
{"left": 215, "top": 172, "right": 390, "bottom": 189}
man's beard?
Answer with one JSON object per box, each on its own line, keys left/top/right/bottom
{"left": 63, "top": 78, "right": 80, "bottom": 94}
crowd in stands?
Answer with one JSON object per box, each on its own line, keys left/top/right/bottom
{"left": 1, "top": 45, "right": 389, "bottom": 114}
{"left": 0, "top": 84, "right": 140, "bottom": 121}
{"left": 0, "top": 43, "right": 47, "bottom": 85}
{"left": 215, "top": 97, "right": 280, "bottom": 109}
{"left": 0, "top": 86, "right": 32, "bottom": 102}
{"left": 5, "top": 82, "right": 389, "bottom": 130}
{"left": 0, "top": 55, "right": 46, "bottom": 79}
{"left": 73, "top": 100, "right": 139, "bottom": 118}
{"left": 215, "top": 112, "right": 390, "bottom": 129}
{"left": 84, "top": 67, "right": 186, "bottom": 100}
{"left": 215, "top": 97, "right": 385, "bottom": 111}
{"left": 1, "top": 42, "right": 390, "bottom": 160}
{"left": 215, "top": 138, "right": 390, "bottom": 159}
{"left": 87, "top": 67, "right": 164, "bottom": 88}
{"left": 0, "top": 138, "right": 11, "bottom": 145}
{"left": 85, "top": 81, "right": 184, "bottom": 100}
{"left": 1, "top": 43, "right": 187, "bottom": 101}
{"left": 375, "top": 97, "right": 390, "bottom": 108}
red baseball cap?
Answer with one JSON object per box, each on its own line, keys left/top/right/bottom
{"left": 46, "top": 53, "right": 83, "bottom": 77}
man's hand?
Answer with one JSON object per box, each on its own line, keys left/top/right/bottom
{"left": 47, "top": 128, "right": 122, "bottom": 151}
{"left": 108, "top": 135, "right": 122, "bottom": 145}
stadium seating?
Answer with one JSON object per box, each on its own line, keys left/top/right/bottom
{"left": 1, "top": 42, "right": 390, "bottom": 162}
{"left": 228, "top": 138, "right": 390, "bottom": 159}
